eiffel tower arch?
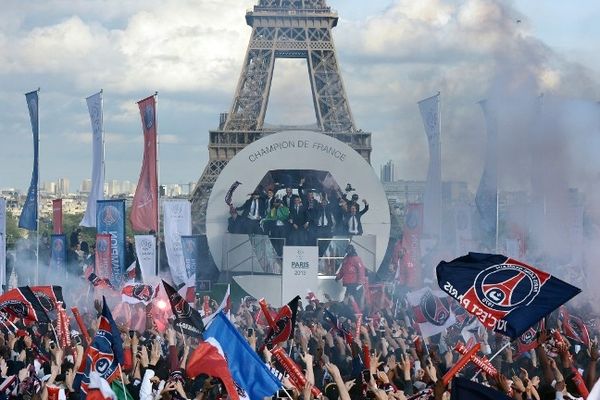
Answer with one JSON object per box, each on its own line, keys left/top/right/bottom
{"left": 191, "top": 0, "right": 372, "bottom": 232}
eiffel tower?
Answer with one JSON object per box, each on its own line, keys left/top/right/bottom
{"left": 191, "top": 0, "right": 372, "bottom": 232}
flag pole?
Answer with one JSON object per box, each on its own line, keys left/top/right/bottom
{"left": 471, "top": 341, "right": 510, "bottom": 381}
{"left": 35, "top": 87, "right": 40, "bottom": 285}
{"left": 155, "top": 91, "right": 160, "bottom": 277}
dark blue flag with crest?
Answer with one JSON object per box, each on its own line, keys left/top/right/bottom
{"left": 75, "top": 296, "right": 124, "bottom": 395}
{"left": 437, "top": 252, "right": 580, "bottom": 339}
{"left": 452, "top": 377, "right": 512, "bottom": 400}
{"left": 19, "top": 90, "right": 39, "bottom": 231}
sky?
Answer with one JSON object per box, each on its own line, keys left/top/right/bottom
{"left": 1, "top": 0, "right": 599, "bottom": 193}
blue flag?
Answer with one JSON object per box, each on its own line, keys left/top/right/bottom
{"left": 437, "top": 252, "right": 580, "bottom": 339}
{"left": 181, "top": 235, "right": 201, "bottom": 279}
{"left": 19, "top": 90, "right": 39, "bottom": 231}
{"left": 205, "top": 312, "right": 281, "bottom": 400}
{"left": 452, "top": 377, "right": 512, "bottom": 400}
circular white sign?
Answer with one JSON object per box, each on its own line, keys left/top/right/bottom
{"left": 205, "top": 130, "right": 391, "bottom": 270}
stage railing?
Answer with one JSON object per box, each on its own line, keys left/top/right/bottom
{"left": 222, "top": 233, "right": 377, "bottom": 276}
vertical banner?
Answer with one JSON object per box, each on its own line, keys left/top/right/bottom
{"left": 475, "top": 100, "right": 498, "bottom": 250}
{"left": 96, "top": 200, "right": 126, "bottom": 287}
{"left": 52, "top": 199, "right": 63, "bottom": 234}
{"left": 454, "top": 203, "right": 472, "bottom": 255}
{"left": 95, "top": 234, "right": 112, "bottom": 281}
{"left": 163, "top": 200, "right": 191, "bottom": 285}
{"left": 130, "top": 95, "right": 158, "bottom": 232}
{"left": 50, "top": 234, "right": 67, "bottom": 273}
{"left": 0, "top": 198, "right": 6, "bottom": 290}
{"left": 282, "top": 246, "right": 318, "bottom": 307}
{"left": 395, "top": 203, "right": 423, "bottom": 288}
{"left": 181, "top": 235, "right": 201, "bottom": 279}
{"left": 19, "top": 90, "right": 39, "bottom": 231}
{"left": 134, "top": 235, "right": 156, "bottom": 282}
{"left": 418, "top": 92, "right": 442, "bottom": 240}
{"left": 81, "top": 91, "right": 105, "bottom": 227}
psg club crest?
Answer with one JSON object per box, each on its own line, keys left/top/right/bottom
{"left": 520, "top": 327, "right": 536, "bottom": 345}
{"left": 0, "top": 300, "right": 28, "bottom": 319}
{"left": 419, "top": 291, "right": 450, "bottom": 326}
{"left": 33, "top": 292, "right": 54, "bottom": 312}
{"left": 102, "top": 205, "right": 120, "bottom": 227}
{"left": 144, "top": 105, "right": 154, "bottom": 130}
{"left": 97, "top": 237, "right": 109, "bottom": 252}
{"left": 473, "top": 263, "right": 543, "bottom": 313}
{"left": 53, "top": 238, "right": 64, "bottom": 252}
{"left": 405, "top": 208, "right": 419, "bottom": 230}
{"left": 173, "top": 296, "right": 192, "bottom": 319}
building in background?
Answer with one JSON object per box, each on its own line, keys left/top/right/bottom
{"left": 57, "top": 178, "right": 70, "bottom": 196}
{"left": 380, "top": 160, "right": 395, "bottom": 183}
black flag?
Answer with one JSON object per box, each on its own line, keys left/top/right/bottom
{"left": 262, "top": 295, "right": 300, "bottom": 349}
{"left": 162, "top": 280, "right": 204, "bottom": 338}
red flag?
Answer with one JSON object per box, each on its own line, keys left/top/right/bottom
{"left": 262, "top": 296, "right": 300, "bottom": 350}
{"left": 187, "top": 338, "right": 241, "bottom": 400}
{"left": 52, "top": 199, "right": 63, "bottom": 234}
{"left": 130, "top": 95, "right": 158, "bottom": 232}
{"left": 559, "top": 307, "right": 591, "bottom": 348}
{"left": 29, "top": 286, "right": 65, "bottom": 313}
{"left": 95, "top": 234, "right": 112, "bottom": 281}
{"left": 0, "top": 287, "right": 50, "bottom": 323}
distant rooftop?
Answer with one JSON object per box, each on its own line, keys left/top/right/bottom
{"left": 256, "top": 0, "right": 330, "bottom": 11}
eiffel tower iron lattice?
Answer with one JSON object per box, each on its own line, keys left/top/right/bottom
{"left": 191, "top": 0, "right": 372, "bottom": 232}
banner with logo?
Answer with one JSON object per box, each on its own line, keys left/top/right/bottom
{"left": 282, "top": 246, "right": 318, "bottom": 307}
{"left": 19, "top": 90, "right": 39, "bottom": 231}
{"left": 52, "top": 199, "right": 63, "bottom": 234}
{"left": 96, "top": 200, "right": 126, "bottom": 287}
{"left": 130, "top": 95, "right": 158, "bottom": 232}
{"left": 95, "top": 234, "right": 112, "bottom": 282}
{"left": 50, "top": 234, "right": 67, "bottom": 274}
{"left": 418, "top": 93, "right": 442, "bottom": 240}
{"left": 163, "top": 200, "right": 192, "bottom": 285}
{"left": 181, "top": 235, "right": 202, "bottom": 279}
{"left": 134, "top": 235, "right": 156, "bottom": 282}
{"left": 437, "top": 252, "right": 581, "bottom": 339}
{"left": 475, "top": 100, "right": 498, "bottom": 250}
{"left": 0, "top": 198, "right": 6, "bottom": 290}
{"left": 80, "top": 91, "right": 105, "bottom": 228}
{"left": 395, "top": 203, "right": 423, "bottom": 288}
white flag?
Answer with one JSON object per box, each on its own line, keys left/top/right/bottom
{"left": 163, "top": 200, "right": 192, "bottom": 285}
{"left": 418, "top": 93, "right": 442, "bottom": 239}
{"left": 134, "top": 235, "right": 156, "bottom": 282}
{"left": 0, "top": 198, "right": 6, "bottom": 291}
{"left": 80, "top": 91, "right": 105, "bottom": 227}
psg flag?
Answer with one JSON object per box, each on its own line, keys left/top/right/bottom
{"left": 437, "top": 253, "right": 580, "bottom": 339}
{"left": 0, "top": 287, "right": 50, "bottom": 324}
{"left": 262, "top": 296, "right": 300, "bottom": 349}
{"left": 75, "top": 297, "right": 124, "bottom": 396}
{"left": 162, "top": 280, "right": 204, "bottom": 338}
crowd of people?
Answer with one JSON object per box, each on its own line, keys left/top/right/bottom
{"left": 227, "top": 179, "right": 370, "bottom": 250}
{"left": 0, "top": 262, "right": 597, "bottom": 399}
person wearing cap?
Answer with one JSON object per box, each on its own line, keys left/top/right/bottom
{"left": 236, "top": 190, "right": 265, "bottom": 234}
